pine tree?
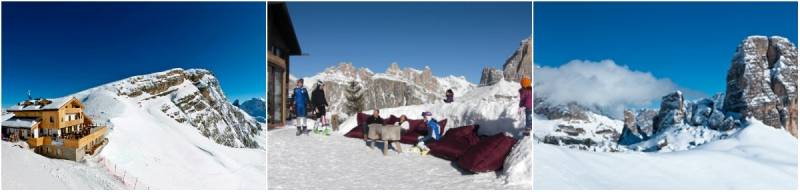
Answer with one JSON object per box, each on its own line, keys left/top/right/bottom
{"left": 344, "top": 80, "right": 365, "bottom": 115}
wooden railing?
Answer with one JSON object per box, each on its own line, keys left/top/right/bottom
{"left": 62, "top": 118, "right": 84, "bottom": 128}
{"left": 64, "top": 126, "right": 106, "bottom": 149}
{"left": 27, "top": 137, "right": 44, "bottom": 146}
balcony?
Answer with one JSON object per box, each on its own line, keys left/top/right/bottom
{"left": 43, "top": 136, "right": 64, "bottom": 146}
{"left": 62, "top": 118, "right": 84, "bottom": 128}
{"left": 63, "top": 125, "right": 106, "bottom": 149}
{"left": 42, "top": 124, "right": 106, "bottom": 149}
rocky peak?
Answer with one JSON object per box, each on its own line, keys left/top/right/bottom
{"left": 623, "top": 109, "right": 640, "bottom": 137}
{"left": 618, "top": 109, "right": 647, "bottom": 145}
{"left": 502, "top": 35, "right": 532, "bottom": 83}
{"left": 480, "top": 35, "right": 532, "bottom": 86}
{"left": 653, "top": 91, "right": 686, "bottom": 133}
{"left": 386, "top": 62, "right": 401, "bottom": 76}
{"left": 479, "top": 67, "right": 504, "bottom": 87}
{"left": 237, "top": 97, "right": 266, "bottom": 123}
{"left": 81, "top": 68, "right": 262, "bottom": 148}
{"left": 533, "top": 94, "right": 591, "bottom": 122}
{"left": 724, "top": 36, "right": 797, "bottom": 137}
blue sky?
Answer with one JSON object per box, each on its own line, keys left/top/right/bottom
{"left": 534, "top": 2, "right": 798, "bottom": 105}
{"left": 285, "top": 2, "right": 532, "bottom": 84}
{"left": 533, "top": 2, "right": 797, "bottom": 98}
{"left": 2, "top": 2, "right": 266, "bottom": 108}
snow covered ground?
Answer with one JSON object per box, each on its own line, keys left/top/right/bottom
{"left": 2, "top": 141, "right": 125, "bottom": 190}
{"left": 268, "top": 80, "right": 531, "bottom": 189}
{"left": 534, "top": 119, "right": 798, "bottom": 190}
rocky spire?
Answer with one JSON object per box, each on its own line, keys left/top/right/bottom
{"left": 723, "top": 36, "right": 798, "bottom": 137}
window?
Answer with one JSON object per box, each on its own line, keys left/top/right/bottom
{"left": 50, "top": 117, "right": 54, "bottom": 122}
{"left": 47, "top": 148, "right": 51, "bottom": 154}
{"left": 57, "top": 149, "right": 61, "bottom": 156}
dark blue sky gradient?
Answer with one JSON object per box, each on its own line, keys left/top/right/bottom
{"left": 3, "top": 2, "right": 266, "bottom": 107}
{"left": 534, "top": 2, "right": 798, "bottom": 98}
{"left": 285, "top": 2, "right": 532, "bottom": 84}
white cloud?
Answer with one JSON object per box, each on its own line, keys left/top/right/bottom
{"left": 534, "top": 60, "right": 705, "bottom": 119}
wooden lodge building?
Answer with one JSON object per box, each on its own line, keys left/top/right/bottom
{"left": 2, "top": 97, "right": 107, "bottom": 162}
{"left": 268, "top": 2, "right": 304, "bottom": 129}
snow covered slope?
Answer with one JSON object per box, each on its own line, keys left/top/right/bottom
{"left": 69, "top": 68, "right": 262, "bottom": 148}
{"left": 3, "top": 68, "right": 266, "bottom": 189}
{"left": 534, "top": 119, "right": 798, "bottom": 190}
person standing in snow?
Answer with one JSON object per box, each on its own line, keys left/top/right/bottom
{"left": 443, "top": 89, "right": 454, "bottom": 103}
{"left": 361, "top": 109, "right": 385, "bottom": 141}
{"left": 311, "top": 80, "right": 331, "bottom": 135}
{"left": 410, "top": 111, "right": 441, "bottom": 155}
{"left": 289, "top": 79, "right": 312, "bottom": 136}
{"left": 519, "top": 78, "right": 532, "bottom": 136}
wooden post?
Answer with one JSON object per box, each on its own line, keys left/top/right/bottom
{"left": 134, "top": 178, "right": 138, "bottom": 190}
{"left": 123, "top": 170, "right": 126, "bottom": 184}
{"left": 332, "top": 114, "right": 339, "bottom": 131}
{"left": 395, "top": 141, "right": 402, "bottom": 154}
{"left": 383, "top": 140, "right": 388, "bottom": 156}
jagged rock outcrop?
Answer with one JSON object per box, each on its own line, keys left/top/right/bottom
{"left": 618, "top": 109, "right": 646, "bottom": 145}
{"left": 106, "top": 69, "right": 262, "bottom": 148}
{"left": 653, "top": 91, "right": 686, "bottom": 133}
{"left": 533, "top": 95, "right": 590, "bottom": 122}
{"left": 479, "top": 35, "right": 532, "bottom": 86}
{"left": 634, "top": 109, "right": 658, "bottom": 137}
{"left": 623, "top": 109, "right": 641, "bottom": 137}
{"left": 479, "top": 67, "right": 504, "bottom": 86}
{"left": 300, "top": 62, "right": 474, "bottom": 114}
{"left": 503, "top": 35, "right": 532, "bottom": 83}
{"left": 723, "top": 36, "right": 798, "bottom": 137}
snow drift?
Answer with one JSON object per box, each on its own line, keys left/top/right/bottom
{"left": 534, "top": 118, "right": 798, "bottom": 190}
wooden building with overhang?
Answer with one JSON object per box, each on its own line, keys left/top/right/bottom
{"left": 268, "top": 2, "right": 303, "bottom": 129}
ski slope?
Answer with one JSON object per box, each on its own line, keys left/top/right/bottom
{"left": 268, "top": 80, "right": 531, "bottom": 189}
{"left": 534, "top": 119, "right": 798, "bottom": 190}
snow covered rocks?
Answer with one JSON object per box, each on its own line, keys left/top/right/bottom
{"left": 74, "top": 68, "right": 263, "bottom": 149}
{"left": 479, "top": 67, "right": 505, "bottom": 86}
{"left": 653, "top": 91, "right": 687, "bottom": 133}
{"left": 724, "top": 36, "right": 798, "bottom": 137}
{"left": 618, "top": 109, "right": 648, "bottom": 145}
{"left": 298, "top": 62, "right": 475, "bottom": 114}
{"left": 236, "top": 98, "right": 266, "bottom": 123}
